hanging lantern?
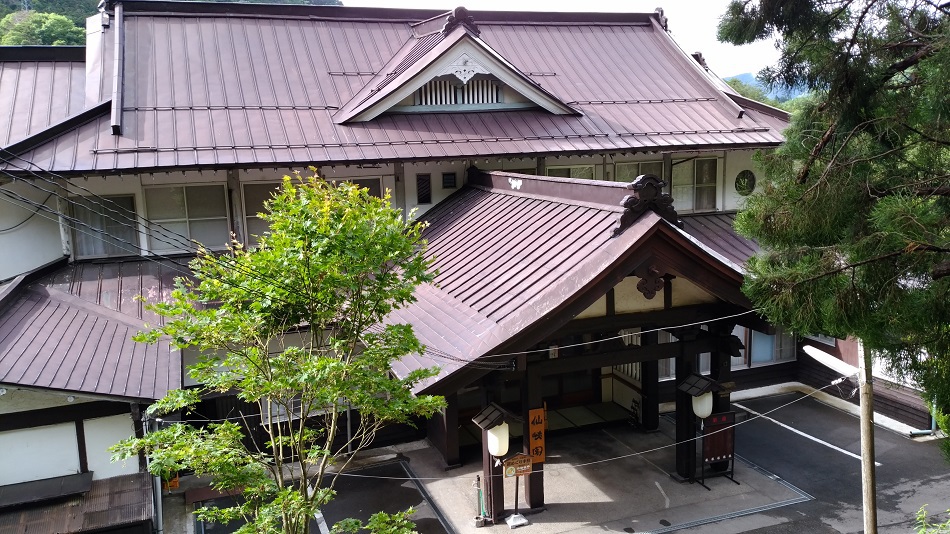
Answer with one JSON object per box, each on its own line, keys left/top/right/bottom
{"left": 486, "top": 422, "right": 509, "bottom": 457}
{"left": 692, "top": 391, "right": 713, "bottom": 419}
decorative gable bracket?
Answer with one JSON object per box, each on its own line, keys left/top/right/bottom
{"left": 613, "top": 174, "right": 683, "bottom": 236}
{"left": 442, "top": 53, "right": 489, "bottom": 84}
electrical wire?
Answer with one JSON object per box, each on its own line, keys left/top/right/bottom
{"left": 0, "top": 191, "right": 53, "bottom": 232}
{"left": 334, "top": 375, "right": 856, "bottom": 481}
{"left": 155, "top": 375, "right": 853, "bottom": 482}
{"left": 0, "top": 156, "right": 305, "bottom": 300}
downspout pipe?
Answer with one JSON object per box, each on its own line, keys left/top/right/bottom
{"left": 909, "top": 404, "right": 938, "bottom": 437}
{"left": 143, "top": 415, "right": 165, "bottom": 534}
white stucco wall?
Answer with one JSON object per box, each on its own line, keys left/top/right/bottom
{"left": 0, "top": 389, "right": 135, "bottom": 484}
{"left": 0, "top": 180, "right": 66, "bottom": 280}
{"left": 84, "top": 413, "right": 138, "bottom": 480}
{"left": 0, "top": 423, "right": 81, "bottom": 485}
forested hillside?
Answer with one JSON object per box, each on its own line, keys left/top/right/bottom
{"left": 0, "top": 0, "right": 342, "bottom": 44}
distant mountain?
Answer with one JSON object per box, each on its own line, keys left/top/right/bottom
{"left": 726, "top": 72, "right": 805, "bottom": 102}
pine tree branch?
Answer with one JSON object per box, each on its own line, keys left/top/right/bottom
{"left": 933, "top": 260, "right": 950, "bottom": 279}
{"left": 794, "top": 245, "right": 950, "bottom": 287}
{"left": 796, "top": 122, "right": 837, "bottom": 184}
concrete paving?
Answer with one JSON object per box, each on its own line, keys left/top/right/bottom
{"left": 397, "top": 417, "right": 811, "bottom": 534}
{"left": 162, "top": 384, "right": 947, "bottom": 533}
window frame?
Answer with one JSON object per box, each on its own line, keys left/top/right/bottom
{"left": 615, "top": 161, "right": 664, "bottom": 183}
{"left": 416, "top": 174, "right": 432, "bottom": 205}
{"left": 546, "top": 165, "right": 595, "bottom": 180}
{"left": 70, "top": 193, "right": 141, "bottom": 260}
{"left": 143, "top": 184, "right": 231, "bottom": 254}
{"left": 670, "top": 158, "right": 719, "bottom": 212}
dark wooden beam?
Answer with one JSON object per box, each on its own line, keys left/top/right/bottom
{"left": 549, "top": 303, "right": 772, "bottom": 339}
{"left": 532, "top": 336, "right": 719, "bottom": 375}
{"left": 0, "top": 400, "right": 131, "bottom": 432}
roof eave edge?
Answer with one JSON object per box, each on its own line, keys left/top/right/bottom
{"left": 1, "top": 100, "right": 112, "bottom": 162}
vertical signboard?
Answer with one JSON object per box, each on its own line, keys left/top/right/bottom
{"left": 528, "top": 407, "right": 545, "bottom": 463}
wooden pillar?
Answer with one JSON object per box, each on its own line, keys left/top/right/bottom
{"left": 710, "top": 330, "right": 734, "bottom": 415}
{"left": 523, "top": 368, "right": 544, "bottom": 509}
{"left": 675, "top": 345, "right": 697, "bottom": 479}
{"left": 640, "top": 330, "right": 660, "bottom": 431}
{"left": 428, "top": 393, "right": 460, "bottom": 468}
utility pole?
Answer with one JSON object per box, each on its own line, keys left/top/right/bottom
{"left": 859, "top": 343, "right": 878, "bottom": 534}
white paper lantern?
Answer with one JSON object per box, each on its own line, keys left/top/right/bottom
{"left": 486, "top": 421, "right": 509, "bottom": 457}
{"left": 692, "top": 391, "right": 713, "bottom": 419}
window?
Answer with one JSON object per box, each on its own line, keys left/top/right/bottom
{"left": 547, "top": 165, "right": 594, "bottom": 180}
{"left": 616, "top": 161, "right": 663, "bottom": 182}
{"left": 735, "top": 170, "right": 756, "bottom": 196}
{"left": 671, "top": 158, "right": 717, "bottom": 211}
{"left": 71, "top": 195, "right": 139, "bottom": 259}
{"left": 806, "top": 333, "right": 837, "bottom": 346}
{"left": 416, "top": 174, "right": 432, "bottom": 204}
{"left": 242, "top": 182, "right": 280, "bottom": 246}
{"left": 732, "top": 326, "right": 796, "bottom": 366}
{"left": 144, "top": 185, "right": 229, "bottom": 252}
{"left": 442, "top": 172, "right": 457, "bottom": 189}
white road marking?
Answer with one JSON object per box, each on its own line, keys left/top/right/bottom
{"left": 314, "top": 510, "right": 330, "bottom": 534}
{"left": 655, "top": 480, "right": 670, "bottom": 509}
{"left": 734, "top": 402, "right": 882, "bottom": 466}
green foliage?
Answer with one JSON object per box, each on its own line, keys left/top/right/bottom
{"left": 113, "top": 175, "right": 445, "bottom": 534}
{"left": 0, "top": 10, "right": 84, "bottom": 44}
{"left": 332, "top": 509, "right": 418, "bottom": 534}
{"left": 917, "top": 505, "right": 950, "bottom": 533}
{"left": 725, "top": 77, "right": 784, "bottom": 109}
{"left": 31, "top": 0, "right": 98, "bottom": 26}
{"left": 721, "top": 0, "right": 950, "bottom": 448}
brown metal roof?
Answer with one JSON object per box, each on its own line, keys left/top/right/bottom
{"left": 680, "top": 212, "right": 759, "bottom": 268}
{"left": 0, "top": 259, "right": 182, "bottom": 400}
{"left": 7, "top": 3, "right": 787, "bottom": 173}
{"left": 0, "top": 52, "right": 86, "bottom": 147}
{"left": 0, "top": 473, "right": 153, "bottom": 534}
{"left": 391, "top": 170, "right": 751, "bottom": 394}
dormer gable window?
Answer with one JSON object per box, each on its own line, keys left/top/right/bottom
{"left": 334, "top": 7, "right": 577, "bottom": 123}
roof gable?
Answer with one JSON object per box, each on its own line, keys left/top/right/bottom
{"left": 335, "top": 8, "right": 577, "bottom": 123}
{"left": 389, "top": 170, "right": 752, "bottom": 394}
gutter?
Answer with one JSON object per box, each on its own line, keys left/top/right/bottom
{"left": 802, "top": 344, "right": 938, "bottom": 437}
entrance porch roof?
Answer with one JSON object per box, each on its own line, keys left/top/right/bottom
{"left": 386, "top": 170, "right": 756, "bottom": 395}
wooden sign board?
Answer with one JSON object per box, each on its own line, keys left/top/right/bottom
{"left": 528, "top": 407, "right": 546, "bottom": 463}
{"left": 503, "top": 453, "right": 532, "bottom": 478}
{"left": 703, "top": 411, "right": 736, "bottom": 464}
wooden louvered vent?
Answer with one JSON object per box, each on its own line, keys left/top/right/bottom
{"left": 414, "top": 78, "right": 501, "bottom": 106}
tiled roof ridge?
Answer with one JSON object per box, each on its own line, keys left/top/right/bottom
{"left": 115, "top": 1, "right": 660, "bottom": 25}
{"left": 467, "top": 168, "right": 633, "bottom": 212}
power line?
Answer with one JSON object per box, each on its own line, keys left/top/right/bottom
{"left": 156, "top": 375, "right": 853, "bottom": 482}
{"left": 0, "top": 181, "right": 498, "bottom": 370}
{"left": 0, "top": 153, "right": 305, "bottom": 299}
{"left": 0, "top": 190, "right": 53, "bottom": 233}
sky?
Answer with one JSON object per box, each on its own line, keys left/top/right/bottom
{"left": 342, "top": 0, "right": 780, "bottom": 78}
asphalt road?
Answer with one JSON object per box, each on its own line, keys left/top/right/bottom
{"left": 320, "top": 461, "right": 451, "bottom": 534}
{"left": 729, "top": 392, "right": 950, "bottom": 533}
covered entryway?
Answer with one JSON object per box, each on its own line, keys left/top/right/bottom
{"left": 386, "top": 170, "right": 779, "bottom": 522}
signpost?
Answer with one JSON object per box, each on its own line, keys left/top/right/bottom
{"left": 502, "top": 454, "right": 532, "bottom": 528}
{"left": 700, "top": 411, "right": 739, "bottom": 489}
